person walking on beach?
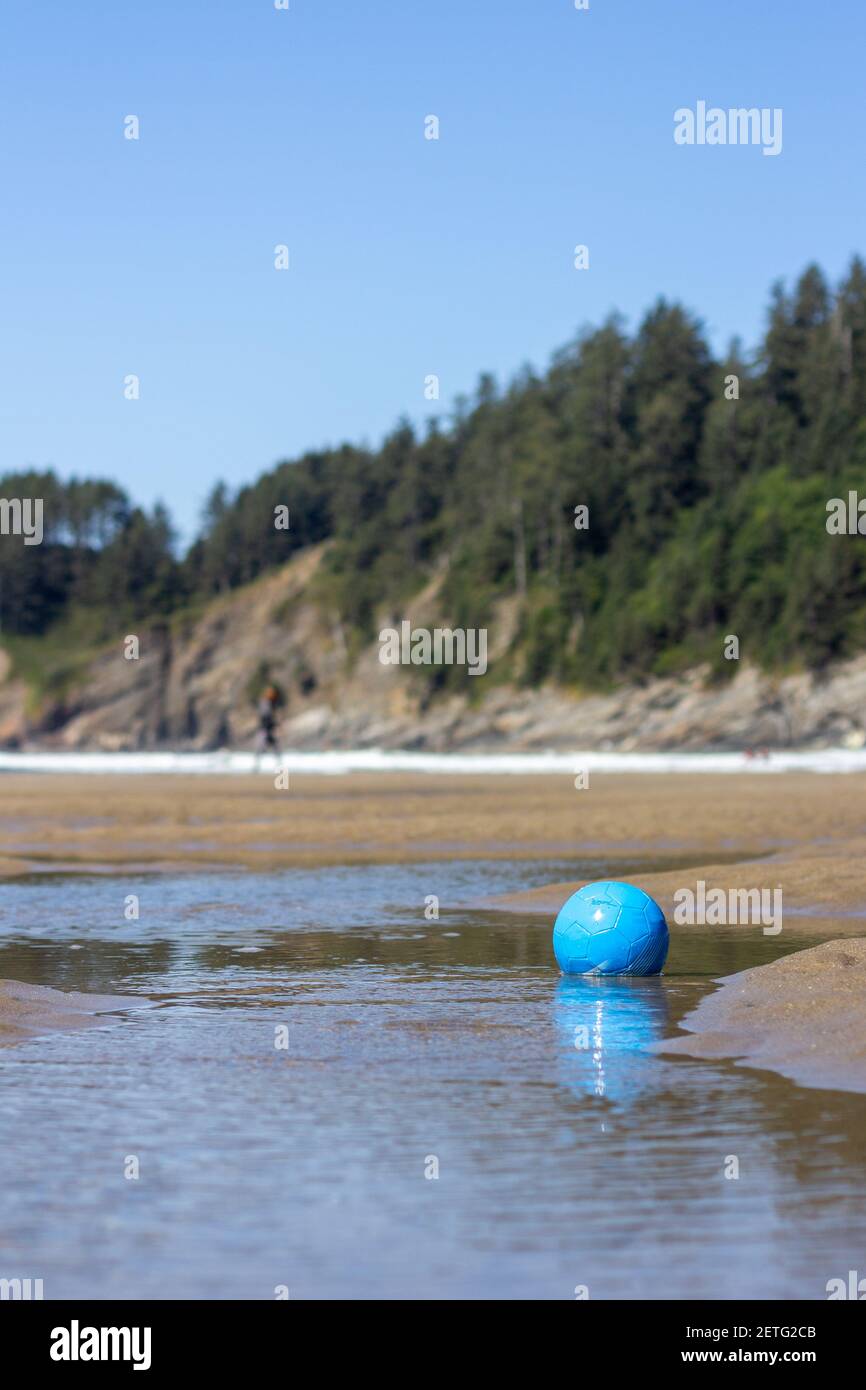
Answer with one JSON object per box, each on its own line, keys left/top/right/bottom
{"left": 256, "top": 685, "right": 281, "bottom": 754}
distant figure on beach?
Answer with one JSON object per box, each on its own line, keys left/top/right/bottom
{"left": 256, "top": 685, "right": 281, "bottom": 753}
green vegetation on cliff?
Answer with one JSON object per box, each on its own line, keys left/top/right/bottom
{"left": 3, "top": 260, "right": 866, "bottom": 692}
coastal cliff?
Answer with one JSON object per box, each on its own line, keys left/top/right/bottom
{"left": 2, "top": 545, "right": 866, "bottom": 754}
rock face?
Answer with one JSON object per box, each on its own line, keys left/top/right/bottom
{"left": 3, "top": 546, "right": 866, "bottom": 752}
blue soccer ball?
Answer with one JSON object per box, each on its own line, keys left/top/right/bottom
{"left": 553, "top": 881, "right": 669, "bottom": 977}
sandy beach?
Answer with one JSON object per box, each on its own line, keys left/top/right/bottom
{"left": 3, "top": 769, "right": 866, "bottom": 1088}
{"left": 0, "top": 768, "right": 862, "bottom": 881}
{"left": 3, "top": 769, "right": 866, "bottom": 924}
{"left": 4, "top": 768, "right": 866, "bottom": 1301}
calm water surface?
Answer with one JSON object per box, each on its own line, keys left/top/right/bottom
{"left": 1, "top": 859, "right": 864, "bottom": 1299}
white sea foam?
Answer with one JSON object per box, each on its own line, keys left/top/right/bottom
{"left": 1, "top": 748, "right": 865, "bottom": 775}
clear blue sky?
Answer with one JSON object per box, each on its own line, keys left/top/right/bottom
{"left": 1, "top": 0, "right": 863, "bottom": 543}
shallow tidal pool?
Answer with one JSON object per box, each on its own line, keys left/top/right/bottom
{"left": 1, "top": 859, "right": 863, "bottom": 1299}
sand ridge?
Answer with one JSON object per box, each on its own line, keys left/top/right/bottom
{"left": 0, "top": 978, "right": 147, "bottom": 1045}
{"left": 656, "top": 938, "right": 866, "bottom": 1094}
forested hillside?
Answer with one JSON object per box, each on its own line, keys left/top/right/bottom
{"left": 3, "top": 260, "right": 866, "bottom": 696}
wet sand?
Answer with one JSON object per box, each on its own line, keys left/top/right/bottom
{"left": 657, "top": 938, "right": 866, "bottom": 1094}
{"left": 3, "top": 770, "right": 866, "bottom": 1085}
{"left": 0, "top": 978, "right": 145, "bottom": 1044}
{"left": 0, "top": 769, "right": 862, "bottom": 879}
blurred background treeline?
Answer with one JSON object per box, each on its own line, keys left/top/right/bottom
{"left": 3, "top": 260, "right": 866, "bottom": 692}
